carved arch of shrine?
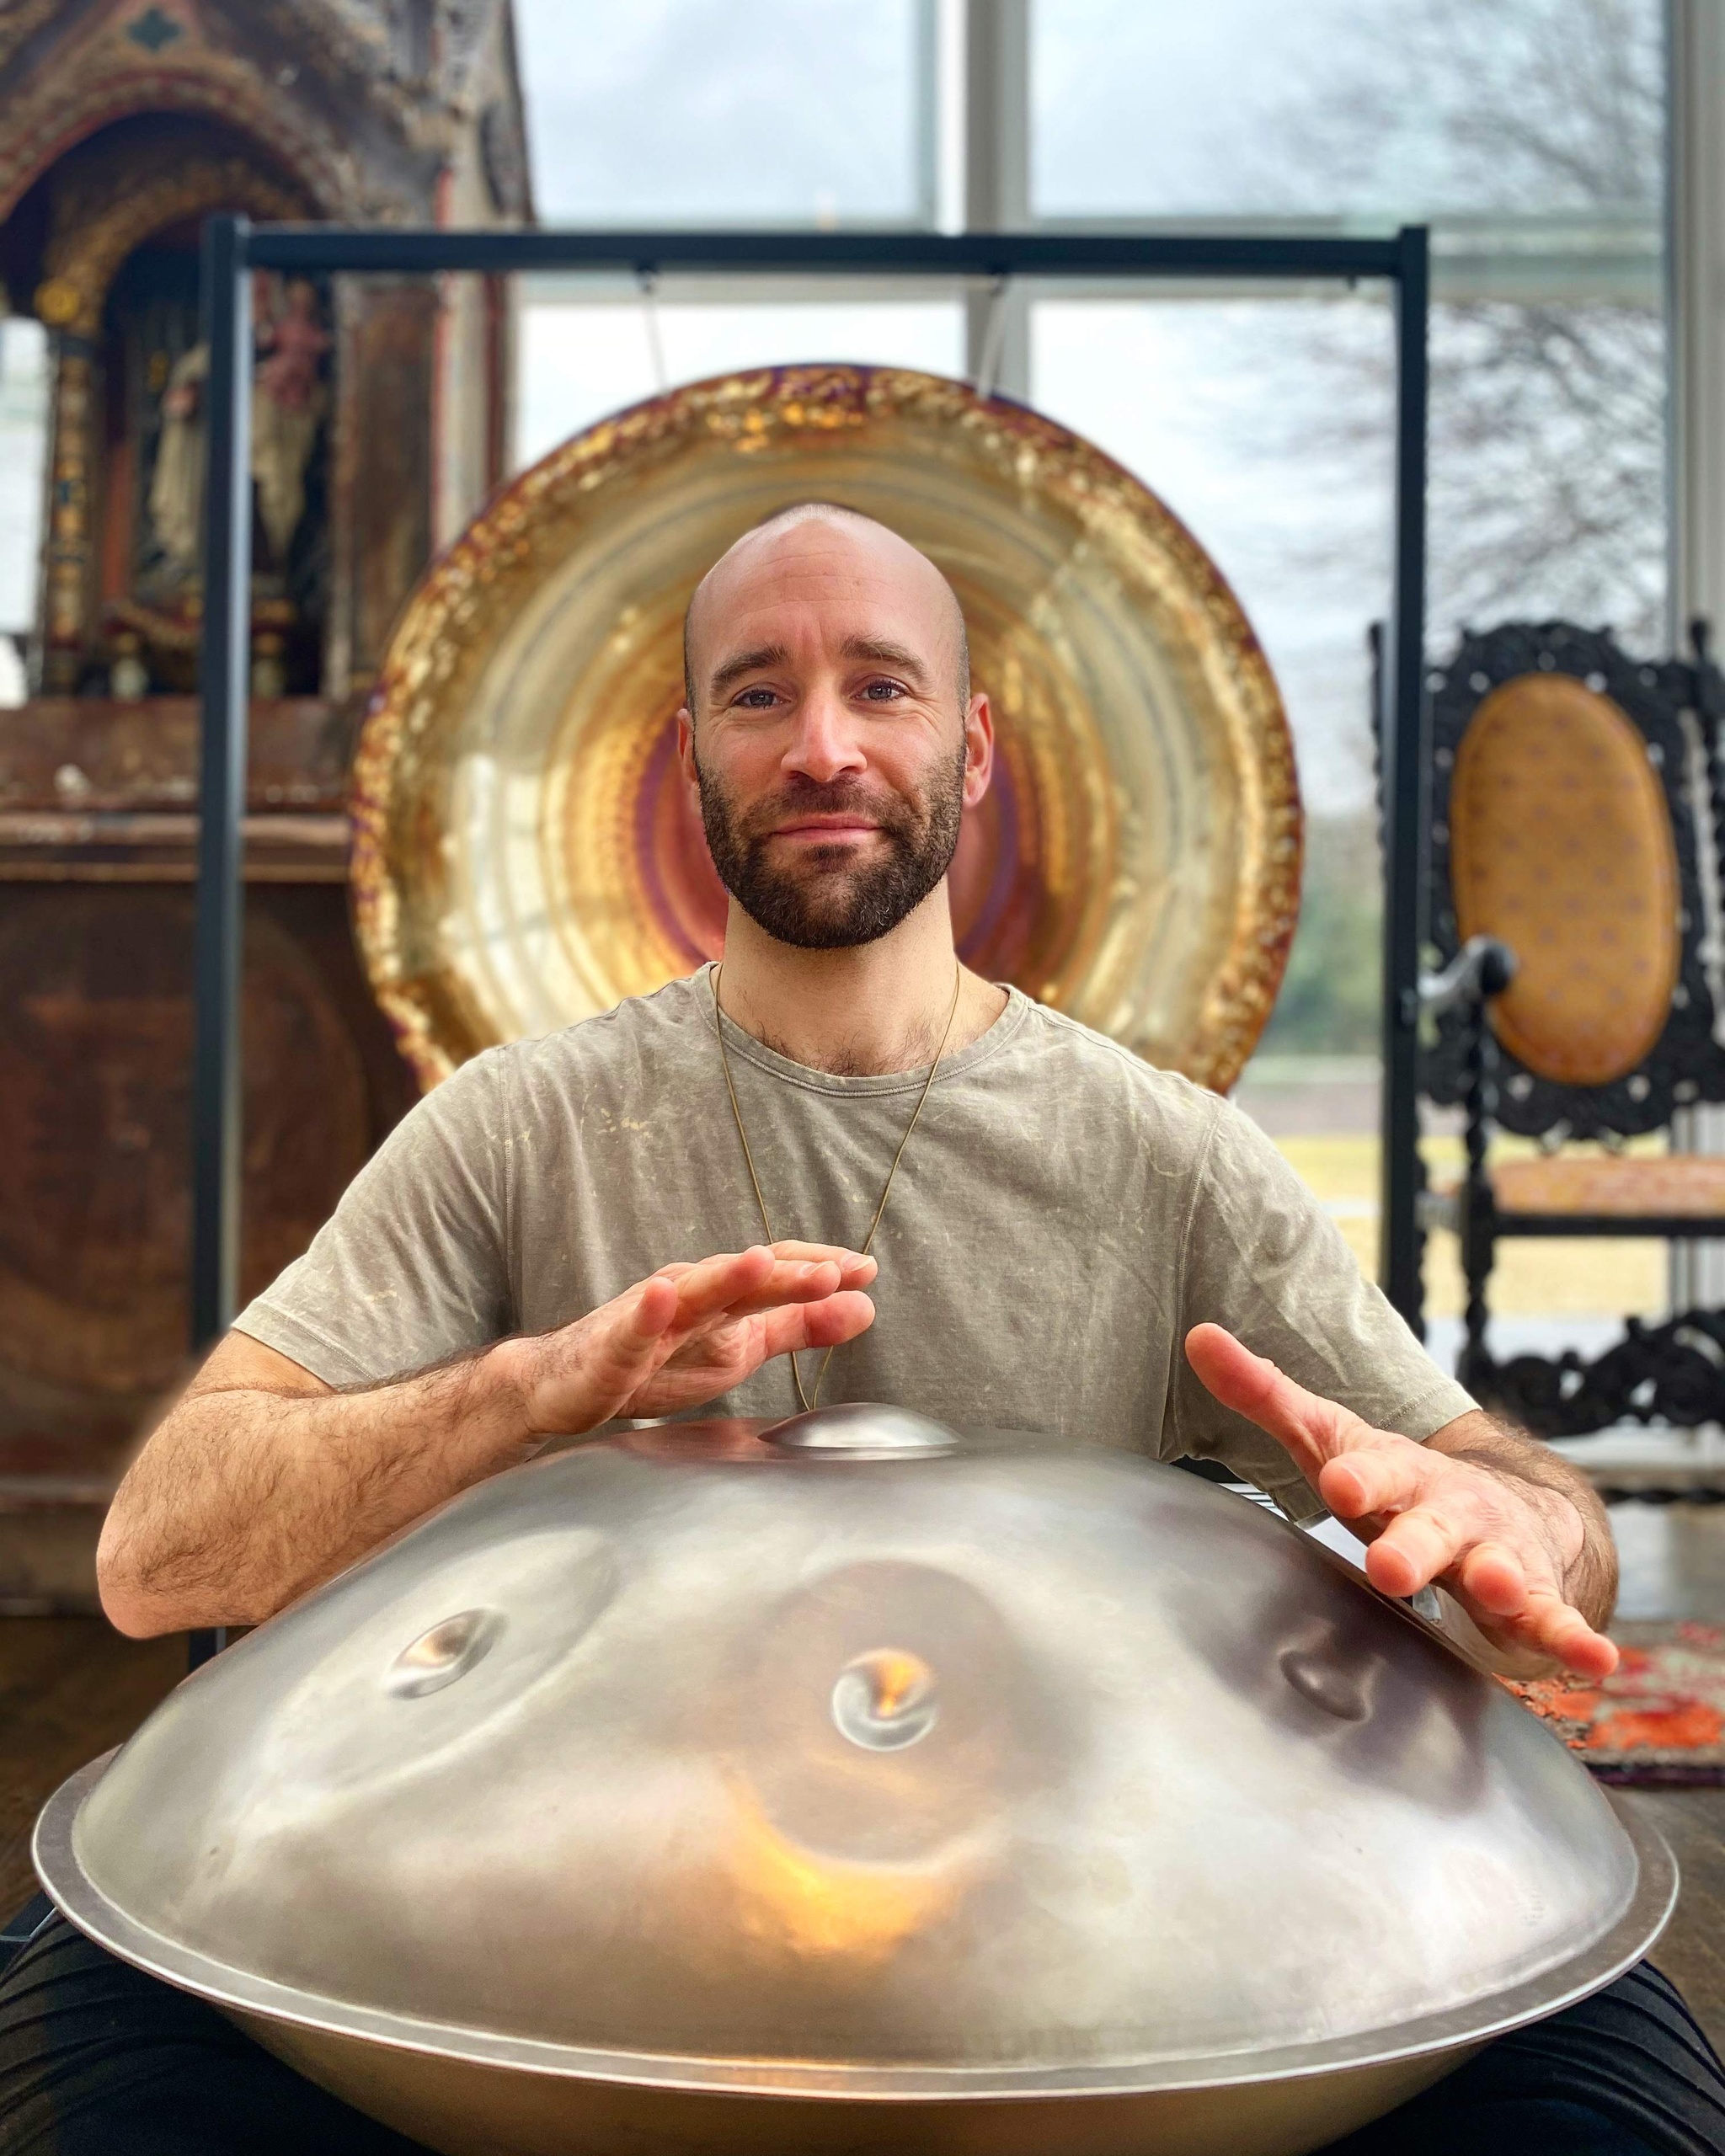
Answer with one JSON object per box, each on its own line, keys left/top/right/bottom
{"left": 35, "top": 157, "right": 312, "bottom": 341}
{"left": 0, "top": 57, "right": 360, "bottom": 231}
{"left": 24, "top": 122, "right": 334, "bottom": 696}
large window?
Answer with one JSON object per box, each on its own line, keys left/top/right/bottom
{"left": 514, "top": 0, "right": 936, "bottom": 227}
{"left": 518, "top": 295, "right": 961, "bottom": 467}
{"left": 1033, "top": 0, "right": 1668, "bottom": 647}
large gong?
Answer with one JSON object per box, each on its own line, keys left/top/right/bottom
{"left": 352, "top": 366, "right": 1300, "bottom": 1091}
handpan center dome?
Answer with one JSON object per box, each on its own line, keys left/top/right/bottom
{"left": 350, "top": 366, "right": 1301, "bottom": 1092}
{"left": 38, "top": 1420, "right": 1671, "bottom": 2156}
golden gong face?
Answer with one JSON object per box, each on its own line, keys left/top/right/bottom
{"left": 351, "top": 366, "right": 1300, "bottom": 1091}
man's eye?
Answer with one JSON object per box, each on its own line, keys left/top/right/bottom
{"left": 861, "top": 680, "right": 907, "bottom": 702}
{"left": 734, "top": 687, "right": 779, "bottom": 709}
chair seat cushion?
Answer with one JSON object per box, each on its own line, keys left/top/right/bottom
{"left": 1450, "top": 672, "right": 1682, "bottom": 1087}
{"left": 1490, "top": 1154, "right": 1725, "bottom": 1218}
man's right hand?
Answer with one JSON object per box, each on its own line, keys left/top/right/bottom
{"left": 99, "top": 1244, "right": 875, "bottom": 1636}
{"left": 499, "top": 1242, "right": 876, "bottom": 1436}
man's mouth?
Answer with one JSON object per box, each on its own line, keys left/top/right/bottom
{"left": 767, "top": 818, "right": 882, "bottom": 843}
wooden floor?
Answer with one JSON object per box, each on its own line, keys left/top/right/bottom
{"left": 1628, "top": 1785, "right": 1725, "bottom": 2040}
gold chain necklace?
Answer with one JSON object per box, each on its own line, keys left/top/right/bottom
{"left": 712, "top": 960, "right": 964, "bottom": 1414}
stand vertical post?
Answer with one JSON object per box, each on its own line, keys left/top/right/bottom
{"left": 1379, "top": 225, "right": 1431, "bottom": 1330}
{"left": 188, "top": 211, "right": 253, "bottom": 1671}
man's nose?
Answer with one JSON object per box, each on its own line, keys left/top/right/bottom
{"left": 782, "top": 686, "right": 867, "bottom": 784}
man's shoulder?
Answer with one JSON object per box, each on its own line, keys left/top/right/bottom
{"left": 996, "top": 993, "right": 1231, "bottom": 1148}
{"left": 478, "top": 971, "right": 713, "bottom": 1093}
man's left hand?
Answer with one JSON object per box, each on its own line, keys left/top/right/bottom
{"left": 1185, "top": 1323, "right": 1617, "bottom": 1679}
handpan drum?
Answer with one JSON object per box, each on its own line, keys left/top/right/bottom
{"left": 38, "top": 1410, "right": 1672, "bottom": 2156}
{"left": 350, "top": 366, "right": 1300, "bottom": 1091}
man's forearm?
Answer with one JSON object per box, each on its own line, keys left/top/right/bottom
{"left": 98, "top": 1343, "right": 535, "bottom": 1637}
{"left": 1425, "top": 1409, "right": 1616, "bottom": 1632}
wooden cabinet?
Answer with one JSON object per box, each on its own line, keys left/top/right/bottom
{"left": 0, "top": 701, "right": 417, "bottom": 1609}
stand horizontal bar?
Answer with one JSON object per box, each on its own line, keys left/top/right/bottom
{"left": 242, "top": 226, "right": 1407, "bottom": 281}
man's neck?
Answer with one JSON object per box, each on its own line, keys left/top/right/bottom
{"left": 715, "top": 888, "right": 1007, "bottom": 1076}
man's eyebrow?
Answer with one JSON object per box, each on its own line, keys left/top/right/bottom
{"left": 839, "top": 636, "right": 930, "bottom": 680}
{"left": 708, "top": 643, "right": 791, "bottom": 697}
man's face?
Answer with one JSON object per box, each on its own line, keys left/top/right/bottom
{"left": 676, "top": 519, "right": 992, "bottom": 950}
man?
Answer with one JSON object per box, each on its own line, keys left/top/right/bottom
{"left": 1, "top": 504, "right": 1718, "bottom": 2155}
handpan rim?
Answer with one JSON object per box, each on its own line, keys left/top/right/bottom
{"left": 34, "top": 1748, "right": 1673, "bottom": 2099}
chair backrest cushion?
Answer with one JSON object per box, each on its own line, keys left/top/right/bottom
{"left": 1450, "top": 671, "right": 1680, "bottom": 1087}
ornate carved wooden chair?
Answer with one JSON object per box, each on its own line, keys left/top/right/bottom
{"left": 1419, "top": 621, "right": 1725, "bottom": 1436}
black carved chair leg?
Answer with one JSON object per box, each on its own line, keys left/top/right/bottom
{"left": 1458, "top": 977, "right": 1496, "bottom": 1401}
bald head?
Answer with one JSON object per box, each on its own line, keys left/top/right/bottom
{"left": 682, "top": 502, "right": 969, "bottom": 719}
{"left": 674, "top": 499, "right": 991, "bottom": 952}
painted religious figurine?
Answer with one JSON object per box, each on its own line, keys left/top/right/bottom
{"left": 145, "top": 275, "right": 329, "bottom": 580}
{"left": 249, "top": 276, "right": 331, "bottom": 568}
{"left": 146, "top": 343, "right": 208, "bottom": 574}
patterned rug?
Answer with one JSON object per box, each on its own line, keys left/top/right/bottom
{"left": 1506, "top": 1621, "right": 1725, "bottom": 1785}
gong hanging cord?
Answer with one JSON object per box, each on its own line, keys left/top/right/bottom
{"left": 973, "top": 273, "right": 1012, "bottom": 405}
{"left": 636, "top": 266, "right": 670, "bottom": 394}
{"left": 712, "top": 960, "right": 963, "bottom": 1414}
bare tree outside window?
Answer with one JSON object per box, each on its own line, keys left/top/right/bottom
{"left": 1263, "top": 0, "right": 1666, "bottom": 651}
{"left": 1238, "top": 0, "right": 1667, "bottom": 1058}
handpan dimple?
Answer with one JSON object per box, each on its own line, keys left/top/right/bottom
{"left": 386, "top": 1609, "right": 503, "bottom": 1699}
{"left": 831, "top": 1649, "right": 941, "bottom": 1751}
{"left": 1279, "top": 1644, "right": 1369, "bottom": 1722}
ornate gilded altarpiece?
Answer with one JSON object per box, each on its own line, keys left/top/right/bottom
{"left": 0, "top": 0, "right": 529, "bottom": 1607}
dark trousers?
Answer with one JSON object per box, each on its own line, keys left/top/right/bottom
{"left": 2, "top": 1918, "right": 1722, "bottom": 2154}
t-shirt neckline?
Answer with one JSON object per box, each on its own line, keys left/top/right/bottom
{"left": 699, "top": 963, "right": 1030, "bottom": 1097}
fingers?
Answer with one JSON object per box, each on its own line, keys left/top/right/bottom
{"left": 518, "top": 1271, "right": 682, "bottom": 1434}
{"left": 758, "top": 1290, "right": 876, "bottom": 1358}
{"left": 653, "top": 1245, "right": 772, "bottom": 1308}
{"left": 1363, "top": 1513, "right": 1619, "bottom": 1678}
{"left": 1448, "top": 1544, "right": 1619, "bottom": 1677}
{"left": 1473, "top": 1577, "right": 1620, "bottom": 1678}
{"left": 766, "top": 1241, "right": 879, "bottom": 1289}
{"left": 1350, "top": 1481, "right": 1618, "bottom": 1674}
{"left": 1359, "top": 1501, "right": 1469, "bottom": 1600}
{"left": 1318, "top": 1446, "right": 1429, "bottom": 1523}
{"left": 1525, "top": 1597, "right": 1620, "bottom": 1680}
{"left": 583, "top": 1273, "right": 681, "bottom": 1381}
{"left": 654, "top": 1242, "right": 873, "bottom": 1280}
{"left": 1184, "top": 1324, "right": 1358, "bottom": 1476}
{"left": 700, "top": 1258, "right": 860, "bottom": 1321}
{"left": 665, "top": 1246, "right": 879, "bottom": 1328}
{"left": 662, "top": 1246, "right": 837, "bottom": 1324}
{"left": 1454, "top": 1539, "right": 1531, "bottom": 1615}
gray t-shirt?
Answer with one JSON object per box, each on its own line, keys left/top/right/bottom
{"left": 236, "top": 969, "right": 1475, "bottom": 1522}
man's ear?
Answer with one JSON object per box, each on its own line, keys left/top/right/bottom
{"left": 961, "top": 690, "right": 995, "bottom": 809}
{"left": 676, "top": 705, "right": 698, "bottom": 796}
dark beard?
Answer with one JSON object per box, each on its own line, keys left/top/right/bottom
{"left": 695, "top": 749, "right": 966, "bottom": 950}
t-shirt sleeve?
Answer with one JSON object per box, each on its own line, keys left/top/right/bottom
{"left": 1169, "top": 1098, "right": 1477, "bottom": 1522}
{"left": 232, "top": 1049, "right": 515, "bottom": 1387}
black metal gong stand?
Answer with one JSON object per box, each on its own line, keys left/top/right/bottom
{"left": 187, "top": 217, "right": 1432, "bottom": 1668}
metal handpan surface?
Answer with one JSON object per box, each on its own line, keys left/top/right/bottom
{"left": 37, "top": 1416, "right": 1673, "bottom": 2156}
{"left": 349, "top": 365, "right": 1300, "bottom": 1093}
